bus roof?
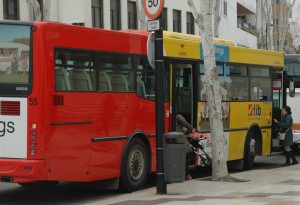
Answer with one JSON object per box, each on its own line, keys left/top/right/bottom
{"left": 163, "top": 31, "right": 236, "bottom": 46}
{"left": 8, "top": 21, "right": 283, "bottom": 69}
{"left": 230, "top": 46, "right": 284, "bottom": 68}
{"left": 285, "top": 54, "right": 300, "bottom": 63}
{"left": 32, "top": 21, "right": 149, "bottom": 55}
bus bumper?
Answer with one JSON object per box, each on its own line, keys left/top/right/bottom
{"left": 0, "top": 159, "right": 45, "bottom": 183}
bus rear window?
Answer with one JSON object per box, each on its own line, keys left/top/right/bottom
{"left": 0, "top": 24, "right": 31, "bottom": 84}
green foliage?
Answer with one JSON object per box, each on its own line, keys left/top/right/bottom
{"left": 10, "top": 38, "right": 30, "bottom": 46}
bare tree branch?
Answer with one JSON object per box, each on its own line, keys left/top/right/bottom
{"left": 136, "top": 0, "right": 146, "bottom": 30}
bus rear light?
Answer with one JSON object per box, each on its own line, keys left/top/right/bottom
{"left": 30, "top": 149, "right": 36, "bottom": 156}
{"left": 31, "top": 131, "right": 37, "bottom": 138}
{"left": 30, "top": 140, "right": 36, "bottom": 147}
{"left": 31, "top": 123, "right": 37, "bottom": 130}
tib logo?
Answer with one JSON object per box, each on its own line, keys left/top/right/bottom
{"left": 248, "top": 104, "right": 261, "bottom": 116}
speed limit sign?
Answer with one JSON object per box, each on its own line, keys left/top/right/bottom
{"left": 143, "top": 0, "right": 164, "bottom": 20}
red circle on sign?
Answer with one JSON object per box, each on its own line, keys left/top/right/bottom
{"left": 143, "top": 0, "right": 164, "bottom": 20}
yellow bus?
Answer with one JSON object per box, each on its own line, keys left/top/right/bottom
{"left": 163, "top": 31, "right": 284, "bottom": 169}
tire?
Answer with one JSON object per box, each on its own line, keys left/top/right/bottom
{"left": 243, "top": 132, "right": 256, "bottom": 170}
{"left": 119, "top": 138, "right": 148, "bottom": 192}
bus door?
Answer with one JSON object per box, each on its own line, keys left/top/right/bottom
{"left": 272, "top": 72, "right": 283, "bottom": 148}
{"left": 169, "top": 62, "right": 197, "bottom": 131}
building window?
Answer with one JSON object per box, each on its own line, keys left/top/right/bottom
{"left": 92, "top": 0, "right": 104, "bottom": 28}
{"left": 3, "top": 0, "right": 19, "bottom": 20}
{"left": 186, "top": 12, "right": 194, "bottom": 34}
{"left": 173, "top": 10, "right": 181, "bottom": 32}
{"left": 223, "top": 1, "right": 227, "bottom": 16}
{"left": 110, "top": 0, "right": 121, "bottom": 30}
{"left": 128, "top": 1, "right": 137, "bottom": 29}
{"left": 162, "top": 8, "right": 168, "bottom": 30}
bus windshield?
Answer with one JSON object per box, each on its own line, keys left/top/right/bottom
{"left": 0, "top": 23, "right": 31, "bottom": 95}
{"left": 0, "top": 24, "right": 31, "bottom": 85}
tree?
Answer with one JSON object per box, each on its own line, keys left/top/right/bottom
{"left": 136, "top": 0, "right": 147, "bottom": 30}
{"left": 277, "top": 0, "right": 296, "bottom": 52}
{"left": 187, "top": 0, "right": 229, "bottom": 181}
{"left": 289, "top": 3, "right": 300, "bottom": 53}
{"left": 212, "top": 0, "right": 221, "bottom": 38}
{"left": 256, "top": 0, "right": 274, "bottom": 50}
{"left": 26, "top": 0, "right": 51, "bottom": 21}
{"left": 26, "top": 0, "right": 41, "bottom": 21}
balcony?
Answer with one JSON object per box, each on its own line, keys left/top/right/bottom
{"left": 237, "top": 27, "right": 257, "bottom": 48}
{"left": 237, "top": 0, "right": 256, "bottom": 15}
{"left": 237, "top": 17, "right": 256, "bottom": 36}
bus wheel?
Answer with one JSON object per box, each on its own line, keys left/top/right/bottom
{"left": 243, "top": 132, "right": 256, "bottom": 170}
{"left": 120, "top": 138, "right": 148, "bottom": 192}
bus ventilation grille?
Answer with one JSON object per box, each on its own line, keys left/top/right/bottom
{"left": 0, "top": 101, "right": 20, "bottom": 116}
{"left": 53, "top": 95, "right": 64, "bottom": 106}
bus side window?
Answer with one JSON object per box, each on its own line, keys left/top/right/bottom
{"left": 99, "top": 71, "right": 112, "bottom": 91}
{"left": 137, "top": 75, "right": 146, "bottom": 98}
{"left": 55, "top": 68, "right": 71, "bottom": 91}
{"left": 70, "top": 69, "right": 93, "bottom": 91}
{"left": 110, "top": 73, "right": 129, "bottom": 92}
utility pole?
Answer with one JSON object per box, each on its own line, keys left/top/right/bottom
{"left": 143, "top": 0, "right": 166, "bottom": 194}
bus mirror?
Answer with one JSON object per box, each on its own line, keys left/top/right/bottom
{"left": 289, "top": 81, "right": 295, "bottom": 97}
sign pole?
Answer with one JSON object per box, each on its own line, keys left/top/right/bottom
{"left": 144, "top": 0, "right": 166, "bottom": 194}
{"left": 154, "top": 15, "right": 167, "bottom": 194}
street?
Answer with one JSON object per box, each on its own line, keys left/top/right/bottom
{"left": 0, "top": 152, "right": 290, "bottom": 205}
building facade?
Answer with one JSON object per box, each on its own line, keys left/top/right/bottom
{"left": 0, "top": 0, "right": 257, "bottom": 48}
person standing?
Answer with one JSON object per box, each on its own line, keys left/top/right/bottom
{"left": 274, "top": 106, "right": 298, "bottom": 166}
{"left": 11, "top": 56, "right": 19, "bottom": 75}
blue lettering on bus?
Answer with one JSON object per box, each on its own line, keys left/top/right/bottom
{"left": 200, "top": 44, "right": 230, "bottom": 63}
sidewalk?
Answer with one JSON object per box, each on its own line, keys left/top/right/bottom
{"left": 88, "top": 163, "right": 300, "bottom": 205}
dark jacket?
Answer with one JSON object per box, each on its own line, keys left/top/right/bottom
{"left": 277, "top": 114, "right": 293, "bottom": 146}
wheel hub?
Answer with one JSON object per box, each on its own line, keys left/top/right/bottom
{"left": 129, "top": 150, "right": 144, "bottom": 181}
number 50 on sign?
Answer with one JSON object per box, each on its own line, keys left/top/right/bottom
{"left": 143, "top": 0, "right": 164, "bottom": 20}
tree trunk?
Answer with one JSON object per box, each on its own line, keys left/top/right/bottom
{"left": 267, "top": 1, "right": 273, "bottom": 50}
{"left": 188, "top": 0, "right": 228, "bottom": 180}
{"left": 256, "top": 0, "right": 263, "bottom": 49}
{"left": 278, "top": 0, "right": 296, "bottom": 52}
{"left": 273, "top": 0, "right": 278, "bottom": 50}
{"left": 200, "top": 0, "right": 228, "bottom": 180}
{"left": 187, "top": 0, "right": 202, "bottom": 30}
{"left": 43, "top": 0, "right": 51, "bottom": 21}
{"left": 26, "top": 0, "right": 41, "bottom": 21}
{"left": 136, "top": 0, "right": 146, "bottom": 30}
{"left": 212, "top": 0, "right": 221, "bottom": 38}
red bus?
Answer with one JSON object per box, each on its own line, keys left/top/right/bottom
{"left": 0, "top": 21, "right": 160, "bottom": 192}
